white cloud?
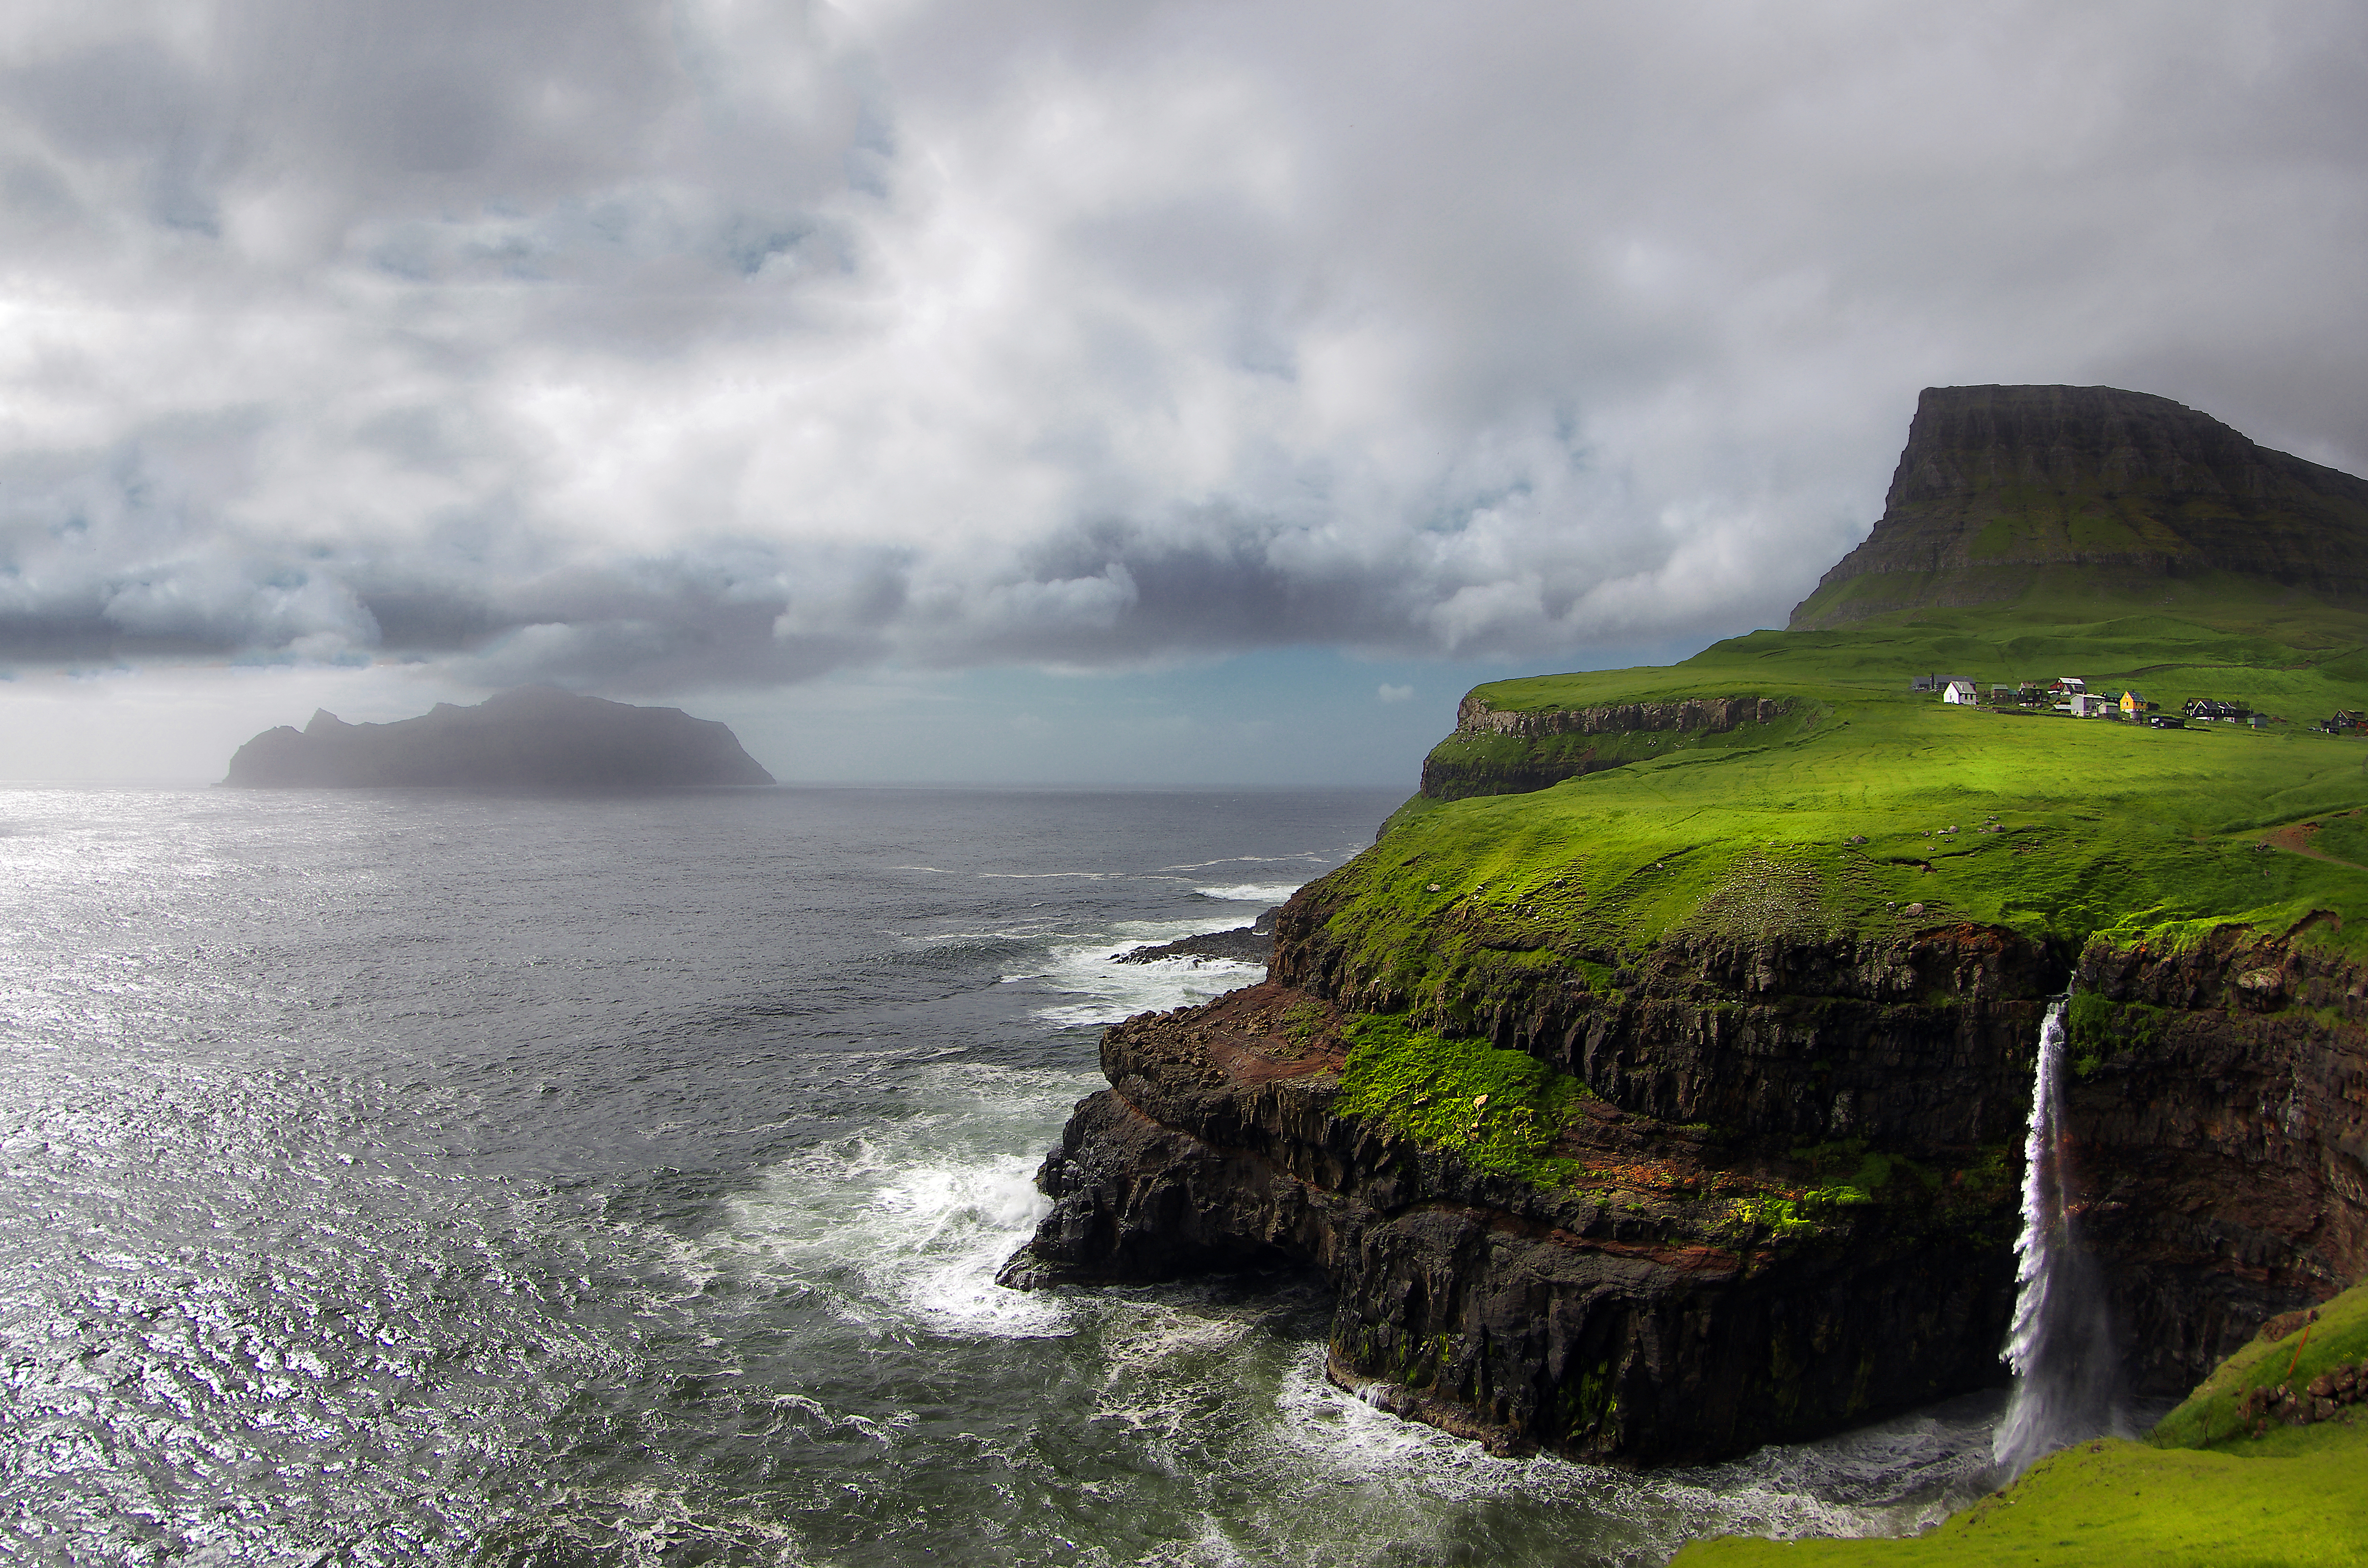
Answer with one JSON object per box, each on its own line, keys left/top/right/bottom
{"left": 0, "top": 0, "right": 2362, "bottom": 693}
{"left": 1377, "top": 684, "right": 1412, "bottom": 704}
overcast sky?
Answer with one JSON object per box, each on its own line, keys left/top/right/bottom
{"left": 3, "top": 0, "right": 2364, "bottom": 785}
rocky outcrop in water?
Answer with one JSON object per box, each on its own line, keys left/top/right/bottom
{"left": 1115, "top": 908, "right": 1281, "bottom": 967}
{"left": 222, "top": 686, "right": 775, "bottom": 788}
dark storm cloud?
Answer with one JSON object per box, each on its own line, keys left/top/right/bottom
{"left": 1, "top": 1, "right": 2364, "bottom": 689}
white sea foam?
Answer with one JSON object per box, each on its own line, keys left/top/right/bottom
{"left": 1157, "top": 855, "right": 1329, "bottom": 874}
{"left": 1253, "top": 1344, "right": 1995, "bottom": 1555}
{"left": 1022, "top": 937, "right": 1268, "bottom": 1026}
{"left": 1193, "top": 883, "right": 1303, "bottom": 903}
{"left": 711, "top": 1065, "right": 1089, "bottom": 1339}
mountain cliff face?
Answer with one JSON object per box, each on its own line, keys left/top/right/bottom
{"left": 222, "top": 686, "right": 775, "bottom": 787}
{"left": 1789, "top": 385, "right": 2368, "bottom": 629}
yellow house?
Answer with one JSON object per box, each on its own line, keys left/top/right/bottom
{"left": 2120, "top": 690, "right": 2146, "bottom": 718}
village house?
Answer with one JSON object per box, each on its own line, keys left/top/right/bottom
{"left": 1943, "top": 679, "right": 1978, "bottom": 705}
{"left": 2119, "top": 690, "right": 2151, "bottom": 719}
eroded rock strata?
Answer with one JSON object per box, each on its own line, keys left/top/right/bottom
{"left": 2067, "top": 925, "right": 2368, "bottom": 1393}
{"left": 1002, "top": 962, "right": 2032, "bottom": 1465}
{"left": 1003, "top": 909, "right": 2368, "bottom": 1465}
{"left": 1419, "top": 696, "right": 1791, "bottom": 802}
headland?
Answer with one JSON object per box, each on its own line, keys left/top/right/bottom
{"left": 1000, "top": 386, "right": 2368, "bottom": 1482}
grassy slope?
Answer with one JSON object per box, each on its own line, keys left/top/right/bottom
{"left": 1342, "top": 603, "right": 2368, "bottom": 1032}
{"left": 1668, "top": 1281, "right": 2368, "bottom": 1567}
{"left": 1337, "top": 593, "right": 2368, "bottom": 1564}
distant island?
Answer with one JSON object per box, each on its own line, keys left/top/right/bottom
{"left": 222, "top": 686, "right": 776, "bottom": 787}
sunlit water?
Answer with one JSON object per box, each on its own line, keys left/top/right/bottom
{"left": 1, "top": 785, "right": 2009, "bottom": 1566}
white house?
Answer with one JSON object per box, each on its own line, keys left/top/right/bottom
{"left": 1943, "top": 680, "right": 1979, "bottom": 705}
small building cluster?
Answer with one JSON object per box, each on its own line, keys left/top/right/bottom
{"left": 1912, "top": 675, "right": 2281, "bottom": 729}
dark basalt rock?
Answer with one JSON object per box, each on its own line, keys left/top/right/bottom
{"left": 1005, "top": 896, "right": 2368, "bottom": 1464}
{"left": 2065, "top": 927, "right": 2368, "bottom": 1394}
{"left": 1115, "top": 928, "right": 1272, "bottom": 966}
{"left": 1115, "top": 908, "right": 1284, "bottom": 966}
{"left": 999, "top": 980, "right": 2022, "bottom": 1465}
{"left": 222, "top": 686, "right": 775, "bottom": 788}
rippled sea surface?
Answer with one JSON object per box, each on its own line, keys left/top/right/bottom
{"left": 0, "top": 785, "right": 2007, "bottom": 1566}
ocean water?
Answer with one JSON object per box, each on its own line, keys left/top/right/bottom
{"left": 0, "top": 785, "right": 2008, "bottom": 1567}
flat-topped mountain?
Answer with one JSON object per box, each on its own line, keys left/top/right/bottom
{"left": 222, "top": 686, "right": 775, "bottom": 788}
{"left": 1790, "top": 384, "right": 2368, "bottom": 629}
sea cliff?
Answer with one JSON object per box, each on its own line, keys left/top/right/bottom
{"left": 1002, "top": 384, "right": 2368, "bottom": 1467}
{"left": 1004, "top": 906, "right": 2367, "bottom": 1464}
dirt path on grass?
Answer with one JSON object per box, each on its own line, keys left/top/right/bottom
{"left": 2259, "top": 820, "right": 2368, "bottom": 872}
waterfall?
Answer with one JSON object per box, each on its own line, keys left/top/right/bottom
{"left": 1991, "top": 996, "right": 2124, "bottom": 1477}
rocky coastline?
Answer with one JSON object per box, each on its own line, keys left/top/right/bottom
{"left": 1001, "top": 384, "right": 2368, "bottom": 1470}
{"left": 1003, "top": 901, "right": 2368, "bottom": 1465}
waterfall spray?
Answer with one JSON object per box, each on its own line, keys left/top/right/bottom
{"left": 1992, "top": 996, "right": 2123, "bottom": 1477}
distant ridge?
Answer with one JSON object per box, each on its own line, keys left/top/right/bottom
{"left": 222, "top": 686, "right": 775, "bottom": 787}
{"left": 1789, "top": 385, "right": 2368, "bottom": 629}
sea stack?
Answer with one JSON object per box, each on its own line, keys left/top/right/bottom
{"left": 222, "top": 686, "right": 775, "bottom": 787}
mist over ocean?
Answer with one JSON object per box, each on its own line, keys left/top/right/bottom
{"left": 3, "top": 785, "right": 2005, "bottom": 1566}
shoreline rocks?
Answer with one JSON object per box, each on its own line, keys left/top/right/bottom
{"left": 1113, "top": 908, "right": 1281, "bottom": 967}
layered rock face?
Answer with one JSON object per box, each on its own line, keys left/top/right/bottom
{"left": 2068, "top": 927, "right": 2368, "bottom": 1393}
{"left": 1789, "top": 385, "right": 2368, "bottom": 628}
{"left": 1002, "top": 979, "right": 2024, "bottom": 1465}
{"left": 1452, "top": 695, "right": 1787, "bottom": 740}
{"left": 222, "top": 686, "right": 775, "bottom": 787}
{"left": 1277, "top": 909, "right": 2058, "bottom": 1149}
{"left": 1004, "top": 900, "right": 2368, "bottom": 1463}
{"left": 1419, "top": 696, "right": 1790, "bottom": 802}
